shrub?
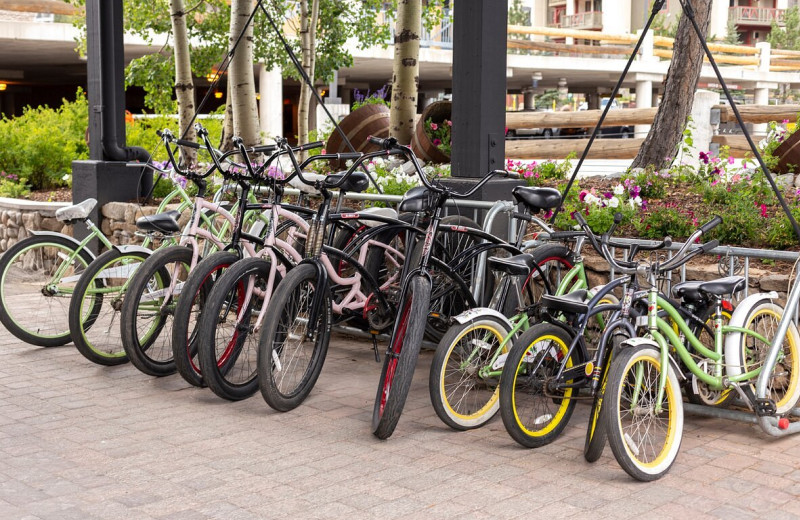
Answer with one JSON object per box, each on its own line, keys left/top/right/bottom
{"left": 0, "top": 89, "right": 89, "bottom": 190}
{"left": 635, "top": 204, "right": 695, "bottom": 240}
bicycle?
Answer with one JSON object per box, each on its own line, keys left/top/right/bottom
{"left": 0, "top": 163, "right": 207, "bottom": 350}
{"left": 367, "top": 136, "right": 522, "bottom": 439}
{"left": 118, "top": 128, "right": 284, "bottom": 377}
{"left": 597, "top": 216, "right": 800, "bottom": 481}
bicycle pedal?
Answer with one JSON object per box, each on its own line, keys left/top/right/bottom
{"left": 754, "top": 398, "right": 777, "bottom": 417}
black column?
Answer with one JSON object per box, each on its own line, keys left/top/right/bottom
{"left": 451, "top": 0, "right": 507, "bottom": 179}
{"left": 72, "top": 0, "right": 151, "bottom": 251}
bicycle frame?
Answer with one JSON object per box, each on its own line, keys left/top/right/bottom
{"left": 642, "top": 288, "right": 773, "bottom": 412}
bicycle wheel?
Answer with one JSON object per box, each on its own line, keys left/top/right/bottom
{"left": 524, "top": 244, "right": 575, "bottom": 306}
{"left": 737, "top": 302, "right": 800, "bottom": 415}
{"left": 120, "top": 246, "right": 194, "bottom": 377}
{"left": 499, "top": 323, "right": 578, "bottom": 448}
{"left": 0, "top": 234, "right": 93, "bottom": 346}
{"left": 257, "top": 262, "right": 332, "bottom": 411}
{"left": 429, "top": 315, "right": 511, "bottom": 430}
{"left": 372, "top": 275, "right": 431, "bottom": 439}
{"left": 603, "top": 343, "right": 683, "bottom": 481}
{"left": 686, "top": 304, "right": 736, "bottom": 408}
{"left": 171, "top": 250, "right": 240, "bottom": 387}
{"left": 69, "top": 249, "right": 149, "bottom": 365}
{"left": 197, "top": 256, "right": 279, "bottom": 401}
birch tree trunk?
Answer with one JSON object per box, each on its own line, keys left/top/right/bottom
{"left": 389, "top": 0, "right": 421, "bottom": 144}
{"left": 631, "top": 0, "right": 712, "bottom": 169}
{"left": 229, "top": 0, "right": 260, "bottom": 146}
{"left": 297, "top": 0, "right": 320, "bottom": 147}
{"left": 169, "top": 0, "right": 196, "bottom": 165}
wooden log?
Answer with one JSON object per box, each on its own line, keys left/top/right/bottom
{"left": 0, "top": 1, "right": 79, "bottom": 15}
{"left": 506, "top": 39, "right": 634, "bottom": 56}
{"left": 652, "top": 48, "right": 759, "bottom": 66}
{"left": 713, "top": 105, "right": 800, "bottom": 124}
{"left": 506, "top": 24, "right": 638, "bottom": 44}
{"left": 710, "top": 135, "right": 753, "bottom": 157}
{"left": 506, "top": 108, "right": 658, "bottom": 129}
{"left": 770, "top": 58, "right": 800, "bottom": 68}
{"left": 652, "top": 35, "right": 761, "bottom": 55}
{"left": 505, "top": 138, "right": 644, "bottom": 160}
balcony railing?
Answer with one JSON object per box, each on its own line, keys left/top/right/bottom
{"left": 548, "top": 0, "right": 567, "bottom": 6}
{"left": 561, "top": 11, "right": 602, "bottom": 30}
{"left": 729, "top": 6, "right": 785, "bottom": 26}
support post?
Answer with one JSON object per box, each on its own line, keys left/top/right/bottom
{"left": 259, "top": 64, "right": 284, "bottom": 138}
{"left": 72, "top": 0, "right": 151, "bottom": 251}
{"left": 451, "top": 0, "right": 507, "bottom": 180}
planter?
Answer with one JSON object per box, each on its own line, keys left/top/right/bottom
{"left": 773, "top": 129, "right": 800, "bottom": 174}
{"left": 412, "top": 100, "right": 451, "bottom": 164}
{"left": 325, "top": 103, "right": 391, "bottom": 158}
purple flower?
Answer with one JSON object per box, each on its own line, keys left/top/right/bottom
{"left": 699, "top": 151, "right": 710, "bottom": 164}
{"left": 433, "top": 138, "right": 442, "bottom": 146}
{"left": 579, "top": 190, "right": 587, "bottom": 202}
{"left": 603, "top": 192, "right": 613, "bottom": 199}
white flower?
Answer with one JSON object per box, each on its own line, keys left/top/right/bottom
{"left": 367, "top": 162, "right": 376, "bottom": 172}
{"left": 613, "top": 184, "right": 624, "bottom": 196}
{"left": 634, "top": 196, "right": 642, "bottom": 205}
{"left": 345, "top": 160, "right": 354, "bottom": 168}
{"left": 628, "top": 199, "right": 635, "bottom": 208}
{"left": 374, "top": 157, "right": 386, "bottom": 166}
{"left": 62, "top": 174, "right": 70, "bottom": 181}
{"left": 583, "top": 193, "right": 598, "bottom": 205}
{"left": 608, "top": 196, "right": 620, "bottom": 208}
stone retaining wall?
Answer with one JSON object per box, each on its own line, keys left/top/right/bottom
{"left": 0, "top": 197, "right": 72, "bottom": 251}
{"left": 0, "top": 197, "right": 794, "bottom": 302}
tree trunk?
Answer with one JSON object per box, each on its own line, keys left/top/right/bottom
{"left": 389, "top": 0, "right": 421, "bottom": 144}
{"left": 297, "top": 0, "right": 319, "bottom": 147}
{"left": 219, "top": 77, "right": 234, "bottom": 151}
{"left": 229, "top": 0, "right": 259, "bottom": 146}
{"left": 631, "top": 0, "right": 712, "bottom": 169}
{"left": 169, "top": 0, "right": 196, "bottom": 166}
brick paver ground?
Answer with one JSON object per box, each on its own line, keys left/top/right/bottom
{"left": 1, "top": 326, "right": 799, "bottom": 519}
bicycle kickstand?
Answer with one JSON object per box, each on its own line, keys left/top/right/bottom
{"left": 370, "top": 330, "right": 381, "bottom": 363}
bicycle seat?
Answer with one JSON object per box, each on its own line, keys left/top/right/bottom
{"left": 673, "top": 276, "right": 745, "bottom": 301}
{"left": 541, "top": 289, "right": 589, "bottom": 315}
{"left": 55, "top": 199, "right": 97, "bottom": 222}
{"left": 487, "top": 253, "right": 535, "bottom": 277}
{"left": 512, "top": 187, "right": 562, "bottom": 214}
{"left": 398, "top": 186, "right": 432, "bottom": 213}
{"left": 135, "top": 210, "right": 181, "bottom": 233}
{"left": 324, "top": 171, "right": 369, "bottom": 193}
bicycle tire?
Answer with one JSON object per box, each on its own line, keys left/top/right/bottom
{"left": 197, "top": 256, "right": 279, "bottom": 401}
{"left": 69, "top": 248, "right": 150, "bottom": 365}
{"left": 0, "top": 234, "right": 94, "bottom": 346}
{"left": 429, "top": 315, "right": 511, "bottom": 430}
{"left": 257, "top": 262, "right": 332, "bottom": 411}
{"left": 734, "top": 301, "right": 800, "bottom": 415}
{"left": 372, "top": 275, "right": 431, "bottom": 439}
{"left": 499, "top": 322, "right": 578, "bottom": 448}
{"left": 171, "top": 250, "right": 240, "bottom": 387}
{"left": 603, "top": 343, "right": 683, "bottom": 481}
{"left": 120, "top": 245, "right": 194, "bottom": 377}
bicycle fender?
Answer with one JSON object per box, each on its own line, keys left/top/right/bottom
{"left": 452, "top": 307, "right": 514, "bottom": 331}
{"left": 299, "top": 258, "right": 330, "bottom": 331}
{"left": 29, "top": 231, "right": 96, "bottom": 260}
{"left": 112, "top": 244, "right": 153, "bottom": 255}
{"left": 724, "top": 291, "right": 781, "bottom": 378}
{"left": 618, "top": 337, "right": 686, "bottom": 381}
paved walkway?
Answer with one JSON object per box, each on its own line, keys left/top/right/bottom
{"left": 1, "top": 327, "right": 799, "bottom": 519}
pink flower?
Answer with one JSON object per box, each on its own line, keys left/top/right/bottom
{"left": 430, "top": 123, "right": 439, "bottom": 131}
{"left": 446, "top": 120, "right": 453, "bottom": 127}
{"left": 433, "top": 138, "right": 442, "bottom": 146}
{"left": 760, "top": 204, "right": 768, "bottom": 218}
{"left": 728, "top": 156, "right": 735, "bottom": 165}
{"left": 783, "top": 119, "right": 790, "bottom": 124}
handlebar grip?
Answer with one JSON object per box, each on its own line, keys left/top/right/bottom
{"left": 505, "top": 170, "right": 521, "bottom": 179}
{"left": 700, "top": 239, "right": 719, "bottom": 253}
{"left": 250, "top": 144, "right": 277, "bottom": 154}
{"left": 699, "top": 215, "right": 722, "bottom": 235}
{"left": 574, "top": 211, "right": 588, "bottom": 228}
{"left": 366, "top": 135, "right": 398, "bottom": 150}
{"left": 511, "top": 212, "right": 532, "bottom": 222}
{"left": 175, "top": 138, "right": 201, "bottom": 149}
{"left": 367, "top": 135, "right": 383, "bottom": 146}
{"left": 300, "top": 141, "right": 324, "bottom": 152}
{"left": 336, "top": 152, "right": 363, "bottom": 160}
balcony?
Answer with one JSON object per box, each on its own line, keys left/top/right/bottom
{"left": 561, "top": 11, "right": 602, "bottom": 30}
{"left": 729, "top": 6, "right": 785, "bottom": 27}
